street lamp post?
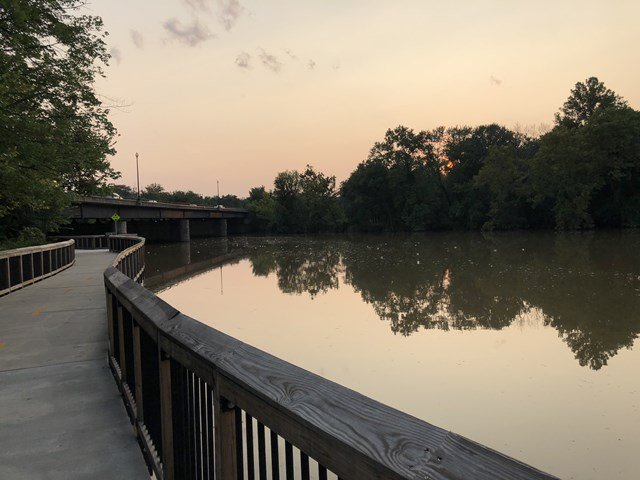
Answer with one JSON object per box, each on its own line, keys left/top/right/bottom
{"left": 136, "top": 152, "right": 140, "bottom": 203}
{"left": 217, "top": 180, "right": 220, "bottom": 207}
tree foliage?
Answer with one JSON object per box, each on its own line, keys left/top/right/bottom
{"left": 341, "top": 126, "right": 449, "bottom": 231}
{"left": 0, "top": 0, "right": 119, "bottom": 243}
{"left": 137, "top": 183, "right": 246, "bottom": 207}
{"left": 248, "top": 166, "right": 345, "bottom": 234}
{"left": 555, "top": 76, "right": 627, "bottom": 128}
{"left": 340, "top": 77, "right": 638, "bottom": 232}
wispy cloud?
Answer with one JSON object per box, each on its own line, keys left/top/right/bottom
{"left": 185, "top": 0, "right": 246, "bottom": 31}
{"left": 235, "top": 51, "right": 251, "bottom": 69}
{"left": 163, "top": 18, "right": 215, "bottom": 46}
{"left": 217, "top": 0, "right": 245, "bottom": 31}
{"left": 110, "top": 47, "right": 123, "bottom": 65}
{"left": 490, "top": 75, "right": 502, "bottom": 86}
{"left": 259, "top": 49, "right": 283, "bottom": 73}
{"left": 184, "top": 0, "right": 210, "bottom": 12}
{"left": 284, "top": 49, "right": 297, "bottom": 61}
{"left": 130, "top": 30, "right": 144, "bottom": 49}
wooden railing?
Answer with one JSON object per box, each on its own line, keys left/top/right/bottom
{"left": 104, "top": 238, "right": 558, "bottom": 480}
{"left": 108, "top": 235, "right": 146, "bottom": 283}
{"left": 51, "top": 234, "right": 110, "bottom": 249}
{"left": 0, "top": 240, "right": 75, "bottom": 296}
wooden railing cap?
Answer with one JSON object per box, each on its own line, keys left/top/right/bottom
{"left": 0, "top": 239, "right": 74, "bottom": 259}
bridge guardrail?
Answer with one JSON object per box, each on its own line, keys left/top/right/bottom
{"left": 0, "top": 240, "right": 75, "bottom": 296}
{"left": 104, "top": 237, "right": 558, "bottom": 480}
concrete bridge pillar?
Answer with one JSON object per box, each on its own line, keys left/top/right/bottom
{"left": 116, "top": 221, "right": 128, "bottom": 234}
{"left": 177, "top": 242, "right": 191, "bottom": 265}
{"left": 214, "top": 218, "right": 227, "bottom": 237}
{"left": 179, "top": 219, "right": 190, "bottom": 242}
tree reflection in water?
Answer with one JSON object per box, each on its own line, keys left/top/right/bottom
{"left": 243, "top": 232, "right": 640, "bottom": 371}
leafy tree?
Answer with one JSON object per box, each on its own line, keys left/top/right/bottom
{"left": 532, "top": 105, "right": 640, "bottom": 229}
{"left": 248, "top": 186, "right": 267, "bottom": 203}
{"left": 272, "top": 170, "right": 303, "bottom": 232}
{"left": 530, "top": 127, "right": 598, "bottom": 229}
{"left": 340, "top": 160, "right": 393, "bottom": 230}
{"left": 342, "top": 126, "right": 449, "bottom": 231}
{"left": 585, "top": 108, "right": 640, "bottom": 227}
{"left": 216, "top": 194, "right": 245, "bottom": 208}
{"left": 474, "top": 147, "right": 531, "bottom": 230}
{"left": 555, "top": 77, "right": 627, "bottom": 128}
{"left": 443, "top": 124, "right": 523, "bottom": 229}
{"left": 0, "top": 0, "right": 119, "bottom": 243}
{"left": 270, "top": 166, "right": 344, "bottom": 233}
{"left": 246, "top": 186, "right": 277, "bottom": 232}
{"left": 142, "top": 183, "right": 167, "bottom": 200}
{"left": 111, "top": 184, "right": 137, "bottom": 199}
{"left": 298, "top": 166, "right": 345, "bottom": 233}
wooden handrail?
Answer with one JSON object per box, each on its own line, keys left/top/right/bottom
{"left": 104, "top": 240, "right": 559, "bottom": 480}
{"left": 0, "top": 240, "right": 75, "bottom": 296}
{"left": 109, "top": 235, "right": 146, "bottom": 283}
{"left": 50, "top": 235, "right": 110, "bottom": 250}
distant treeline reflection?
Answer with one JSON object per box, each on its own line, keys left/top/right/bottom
{"left": 243, "top": 233, "right": 640, "bottom": 371}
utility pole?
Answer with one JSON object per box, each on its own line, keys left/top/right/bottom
{"left": 136, "top": 152, "right": 141, "bottom": 203}
{"left": 217, "top": 180, "right": 220, "bottom": 207}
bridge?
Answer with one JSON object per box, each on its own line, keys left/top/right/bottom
{"left": 66, "top": 196, "right": 250, "bottom": 242}
{"left": 0, "top": 235, "right": 559, "bottom": 480}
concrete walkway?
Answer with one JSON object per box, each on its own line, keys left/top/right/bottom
{"left": 0, "top": 251, "right": 149, "bottom": 479}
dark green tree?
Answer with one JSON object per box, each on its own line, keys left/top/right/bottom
{"left": 532, "top": 106, "right": 640, "bottom": 229}
{"left": 142, "top": 183, "right": 168, "bottom": 201}
{"left": 246, "top": 186, "right": 277, "bottom": 232}
{"left": 111, "top": 184, "right": 137, "bottom": 199}
{"left": 269, "top": 166, "right": 344, "bottom": 233}
{"left": 474, "top": 147, "right": 531, "bottom": 230}
{"left": 272, "top": 170, "right": 303, "bottom": 232}
{"left": 555, "top": 77, "right": 627, "bottom": 128}
{"left": 443, "top": 124, "right": 523, "bottom": 229}
{"left": 0, "top": 0, "right": 119, "bottom": 243}
{"left": 341, "top": 126, "right": 449, "bottom": 231}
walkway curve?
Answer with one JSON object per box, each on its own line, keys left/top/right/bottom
{"left": 0, "top": 250, "right": 149, "bottom": 479}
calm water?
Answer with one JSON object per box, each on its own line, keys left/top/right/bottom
{"left": 145, "top": 232, "right": 640, "bottom": 480}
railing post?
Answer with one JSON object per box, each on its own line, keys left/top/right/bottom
{"left": 18, "top": 254, "right": 24, "bottom": 286}
{"left": 159, "top": 352, "right": 175, "bottom": 480}
{"left": 5, "top": 258, "right": 11, "bottom": 290}
{"left": 106, "top": 291, "right": 114, "bottom": 356}
{"left": 117, "top": 305, "right": 127, "bottom": 381}
{"left": 133, "top": 323, "right": 144, "bottom": 422}
{"left": 214, "top": 382, "right": 240, "bottom": 480}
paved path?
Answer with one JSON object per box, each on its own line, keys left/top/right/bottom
{"left": 0, "top": 251, "right": 149, "bottom": 479}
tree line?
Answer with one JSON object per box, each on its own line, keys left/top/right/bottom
{"left": 111, "top": 183, "right": 246, "bottom": 208}
{"left": 248, "top": 77, "right": 639, "bottom": 233}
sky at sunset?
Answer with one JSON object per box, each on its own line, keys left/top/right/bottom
{"left": 91, "top": 0, "right": 640, "bottom": 196}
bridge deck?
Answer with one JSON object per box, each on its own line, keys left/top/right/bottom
{"left": 0, "top": 251, "right": 149, "bottom": 479}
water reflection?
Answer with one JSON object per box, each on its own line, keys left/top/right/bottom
{"left": 146, "top": 232, "right": 640, "bottom": 370}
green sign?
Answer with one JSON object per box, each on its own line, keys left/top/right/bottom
{"left": 111, "top": 214, "right": 121, "bottom": 222}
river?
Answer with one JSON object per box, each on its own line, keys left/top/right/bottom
{"left": 145, "top": 231, "right": 640, "bottom": 480}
